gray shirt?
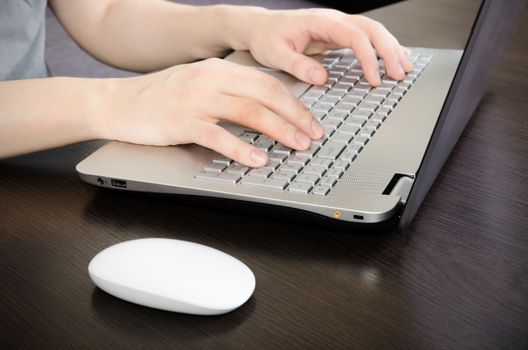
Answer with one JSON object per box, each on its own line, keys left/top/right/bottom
{"left": 0, "top": 0, "right": 48, "bottom": 80}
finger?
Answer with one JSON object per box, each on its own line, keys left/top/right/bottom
{"left": 273, "top": 41, "right": 328, "bottom": 85}
{"left": 207, "top": 93, "right": 312, "bottom": 151}
{"left": 363, "top": 21, "right": 405, "bottom": 80}
{"left": 381, "top": 48, "right": 405, "bottom": 81}
{"left": 217, "top": 62, "right": 324, "bottom": 140}
{"left": 191, "top": 119, "right": 268, "bottom": 168}
{"left": 399, "top": 47, "right": 413, "bottom": 73}
{"left": 316, "top": 21, "right": 381, "bottom": 86}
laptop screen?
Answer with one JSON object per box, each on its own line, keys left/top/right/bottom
{"left": 399, "top": 0, "right": 527, "bottom": 229}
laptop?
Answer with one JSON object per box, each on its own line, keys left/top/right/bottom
{"left": 76, "top": 0, "right": 526, "bottom": 230}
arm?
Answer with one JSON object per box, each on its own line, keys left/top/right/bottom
{"left": 49, "top": 0, "right": 412, "bottom": 84}
{"left": 48, "top": 0, "right": 256, "bottom": 72}
{"left": 0, "top": 60, "right": 321, "bottom": 166}
{"left": 2, "top": 3, "right": 412, "bottom": 165}
{"left": 0, "top": 77, "right": 104, "bottom": 159}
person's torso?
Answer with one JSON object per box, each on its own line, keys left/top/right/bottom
{"left": 0, "top": 0, "right": 48, "bottom": 81}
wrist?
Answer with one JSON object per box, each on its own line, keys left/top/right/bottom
{"left": 209, "top": 5, "right": 270, "bottom": 51}
{"left": 88, "top": 77, "right": 117, "bottom": 141}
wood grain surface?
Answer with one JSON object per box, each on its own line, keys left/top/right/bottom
{"left": 1, "top": 0, "right": 527, "bottom": 349}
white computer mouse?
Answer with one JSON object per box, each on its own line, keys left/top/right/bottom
{"left": 88, "top": 238, "right": 255, "bottom": 315}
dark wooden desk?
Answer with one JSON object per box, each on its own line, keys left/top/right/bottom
{"left": 1, "top": 0, "right": 527, "bottom": 349}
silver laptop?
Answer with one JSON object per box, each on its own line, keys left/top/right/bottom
{"left": 76, "top": 0, "right": 525, "bottom": 229}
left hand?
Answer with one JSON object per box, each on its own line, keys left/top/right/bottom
{"left": 240, "top": 8, "right": 413, "bottom": 86}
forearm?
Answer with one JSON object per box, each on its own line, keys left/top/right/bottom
{"left": 0, "top": 78, "right": 105, "bottom": 159}
{"left": 50, "top": 0, "right": 264, "bottom": 72}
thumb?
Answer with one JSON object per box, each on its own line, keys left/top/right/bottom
{"left": 273, "top": 44, "right": 327, "bottom": 85}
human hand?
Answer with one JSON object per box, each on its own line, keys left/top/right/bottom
{"left": 239, "top": 8, "right": 413, "bottom": 86}
{"left": 99, "top": 58, "right": 324, "bottom": 167}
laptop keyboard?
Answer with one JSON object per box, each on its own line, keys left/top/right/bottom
{"left": 195, "top": 52, "right": 433, "bottom": 195}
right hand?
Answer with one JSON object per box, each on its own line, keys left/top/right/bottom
{"left": 100, "top": 58, "right": 324, "bottom": 167}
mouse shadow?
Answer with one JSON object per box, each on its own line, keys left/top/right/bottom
{"left": 91, "top": 287, "right": 256, "bottom": 343}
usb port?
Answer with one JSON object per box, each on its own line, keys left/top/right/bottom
{"left": 111, "top": 179, "right": 127, "bottom": 188}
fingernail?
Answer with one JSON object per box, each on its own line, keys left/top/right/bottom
{"left": 296, "top": 130, "right": 311, "bottom": 148}
{"left": 312, "top": 119, "right": 324, "bottom": 137}
{"left": 308, "top": 68, "right": 326, "bottom": 85}
{"left": 250, "top": 149, "right": 267, "bottom": 166}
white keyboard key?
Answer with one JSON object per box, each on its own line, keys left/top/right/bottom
{"left": 300, "top": 97, "right": 318, "bottom": 108}
{"left": 311, "top": 185, "right": 330, "bottom": 196}
{"left": 288, "top": 181, "right": 313, "bottom": 194}
{"left": 347, "top": 89, "right": 368, "bottom": 98}
{"left": 271, "top": 170, "right": 296, "bottom": 182}
{"left": 338, "top": 95, "right": 362, "bottom": 107}
{"left": 323, "top": 125, "right": 336, "bottom": 138}
{"left": 350, "top": 109, "right": 373, "bottom": 119}
{"left": 302, "top": 165, "right": 327, "bottom": 177}
{"left": 312, "top": 101, "right": 335, "bottom": 113}
{"left": 326, "top": 89, "right": 347, "bottom": 98}
{"left": 339, "top": 77, "right": 358, "bottom": 85}
{"left": 204, "top": 162, "right": 226, "bottom": 173}
{"left": 294, "top": 144, "right": 320, "bottom": 158}
{"left": 239, "top": 132, "right": 259, "bottom": 143}
{"left": 332, "top": 132, "right": 354, "bottom": 144}
{"left": 303, "top": 165, "right": 326, "bottom": 177}
{"left": 353, "top": 135, "right": 370, "bottom": 145}
{"left": 326, "top": 168, "right": 344, "bottom": 178}
{"left": 310, "top": 86, "right": 329, "bottom": 94}
{"left": 253, "top": 137, "right": 274, "bottom": 152}
{"left": 262, "top": 178, "right": 289, "bottom": 190}
{"left": 339, "top": 149, "right": 357, "bottom": 162}
{"left": 295, "top": 173, "right": 319, "bottom": 186}
{"left": 215, "top": 172, "right": 242, "bottom": 184}
{"left": 279, "top": 162, "right": 304, "bottom": 174}
{"left": 212, "top": 155, "right": 232, "bottom": 165}
{"left": 333, "top": 160, "right": 350, "bottom": 170}
{"left": 287, "top": 155, "right": 310, "bottom": 165}
{"left": 321, "top": 118, "right": 342, "bottom": 129}
{"left": 370, "top": 88, "right": 391, "bottom": 97}
{"left": 347, "top": 143, "right": 363, "bottom": 154}
{"left": 268, "top": 152, "right": 288, "bottom": 163}
{"left": 317, "top": 141, "right": 346, "bottom": 160}
{"left": 320, "top": 95, "right": 341, "bottom": 105}
{"left": 359, "top": 128, "right": 375, "bottom": 138}
{"left": 226, "top": 164, "right": 249, "bottom": 176}
{"left": 333, "top": 83, "right": 352, "bottom": 92}
{"left": 311, "top": 109, "right": 327, "bottom": 120}
{"left": 312, "top": 138, "right": 326, "bottom": 147}
{"left": 195, "top": 170, "right": 219, "bottom": 180}
{"left": 346, "top": 116, "right": 367, "bottom": 127}
{"left": 371, "top": 113, "right": 387, "bottom": 123}
{"left": 338, "top": 124, "right": 360, "bottom": 135}
{"left": 318, "top": 176, "right": 337, "bottom": 187}
{"left": 310, "top": 157, "right": 333, "bottom": 169}
{"left": 271, "top": 144, "right": 292, "bottom": 154}
{"left": 240, "top": 177, "right": 287, "bottom": 190}
{"left": 263, "top": 159, "right": 281, "bottom": 170}
{"left": 327, "top": 109, "right": 349, "bottom": 121}
{"left": 365, "top": 119, "right": 381, "bottom": 130}
{"left": 302, "top": 90, "right": 325, "bottom": 100}
{"left": 247, "top": 168, "right": 272, "bottom": 178}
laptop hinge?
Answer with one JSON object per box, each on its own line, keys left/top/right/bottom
{"left": 382, "top": 174, "right": 415, "bottom": 205}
